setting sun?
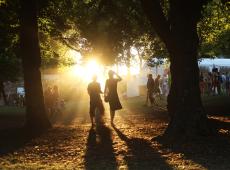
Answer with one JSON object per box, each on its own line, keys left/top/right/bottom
{"left": 70, "top": 59, "right": 106, "bottom": 88}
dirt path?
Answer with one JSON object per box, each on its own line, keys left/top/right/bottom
{"left": 0, "top": 100, "right": 230, "bottom": 169}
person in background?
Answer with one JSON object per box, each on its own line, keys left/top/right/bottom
{"left": 44, "top": 86, "right": 53, "bottom": 116}
{"left": 225, "top": 72, "right": 230, "bottom": 96}
{"left": 154, "top": 75, "right": 161, "bottom": 95}
{"left": 87, "top": 75, "right": 104, "bottom": 127}
{"left": 52, "top": 85, "right": 59, "bottom": 104}
{"left": 199, "top": 72, "right": 205, "bottom": 95}
{"left": 161, "top": 74, "right": 169, "bottom": 96}
{"left": 207, "top": 72, "right": 212, "bottom": 95}
{"left": 212, "top": 71, "right": 218, "bottom": 95}
{"left": 104, "top": 70, "right": 122, "bottom": 125}
{"left": 146, "top": 74, "right": 155, "bottom": 106}
{"left": 217, "top": 72, "right": 222, "bottom": 95}
{"left": 221, "top": 72, "right": 226, "bottom": 94}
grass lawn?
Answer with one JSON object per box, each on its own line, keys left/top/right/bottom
{"left": 0, "top": 106, "right": 25, "bottom": 115}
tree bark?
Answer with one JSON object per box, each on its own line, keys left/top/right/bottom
{"left": 141, "top": 0, "right": 211, "bottom": 140}
{"left": 0, "top": 81, "right": 8, "bottom": 105}
{"left": 19, "top": 0, "right": 51, "bottom": 131}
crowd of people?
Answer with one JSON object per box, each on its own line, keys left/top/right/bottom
{"left": 146, "top": 74, "right": 169, "bottom": 106}
{"left": 199, "top": 70, "right": 230, "bottom": 96}
{"left": 44, "top": 85, "right": 65, "bottom": 119}
{"left": 44, "top": 68, "right": 230, "bottom": 127}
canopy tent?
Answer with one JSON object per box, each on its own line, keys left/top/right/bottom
{"left": 198, "top": 58, "right": 230, "bottom": 67}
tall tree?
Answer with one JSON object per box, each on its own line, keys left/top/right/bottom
{"left": 141, "top": 0, "right": 211, "bottom": 140}
{"left": 19, "top": 0, "right": 51, "bottom": 131}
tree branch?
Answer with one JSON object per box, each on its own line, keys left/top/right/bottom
{"left": 140, "top": 0, "right": 172, "bottom": 47}
{"left": 59, "top": 37, "right": 81, "bottom": 52}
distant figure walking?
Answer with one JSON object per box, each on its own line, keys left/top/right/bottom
{"left": 52, "top": 85, "right": 59, "bottom": 105}
{"left": 199, "top": 72, "right": 205, "bottom": 95}
{"left": 44, "top": 86, "right": 53, "bottom": 116}
{"left": 87, "top": 75, "right": 105, "bottom": 127}
{"left": 146, "top": 74, "right": 155, "bottom": 106}
{"left": 104, "top": 70, "right": 122, "bottom": 125}
{"left": 225, "top": 72, "right": 230, "bottom": 96}
{"left": 154, "top": 75, "right": 161, "bottom": 95}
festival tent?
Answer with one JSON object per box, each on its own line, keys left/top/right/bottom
{"left": 198, "top": 58, "right": 230, "bottom": 72}
{"left": 198, "top": 58, "right": 230, "bottom": 68}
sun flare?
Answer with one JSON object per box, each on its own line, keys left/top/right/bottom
{"left": 71, "top": 59, "right": 106, "bottom": 88}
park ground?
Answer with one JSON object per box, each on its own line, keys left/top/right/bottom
{"left": 0, "top": 96, "right": 230, "bottom": 170}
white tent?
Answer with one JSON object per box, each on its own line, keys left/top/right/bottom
{"left": 199, "top": 58, "right": 230, "bottom": 67}
{"left": 198, "top": 58, "right": 230, "bottom": 72}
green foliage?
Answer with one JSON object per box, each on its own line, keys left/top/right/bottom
{"left": 0, "top": 0, "right": 21, "bottom": 82}
{"left": 198, "top": 1, "right": 230, "bottom": 57}
{"left": 1, "top": 0, "right": 229, "bottom": 74}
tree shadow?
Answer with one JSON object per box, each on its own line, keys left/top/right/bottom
{"left": 84, "top": 125, "right": 118, "bottom": 170}
{"left": 156, "top": 118, "right": 230, "bottom": 170}
{"left": 112, "top": 125, "right": 173, "bottom": 170}
{"left": 0, "top": 127, "right": 33, "bottom": 155}
{"left": 209, "top": 118, "right": 230, "bottom": 130}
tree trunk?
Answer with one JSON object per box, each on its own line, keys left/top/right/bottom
{"left": 141, "top": 0, "right": 211, "bottom": 141}
{"left": 0, "top": 81, "right": 8, "bottom": 105}
{"left": 164, "top": 0, "right": 211, "bottom": 139}
{"left": 166, "top": 36, "right": 209, "bottom": 139}
{"left": 19, "top": 0, "right": 51, "bottom": 131}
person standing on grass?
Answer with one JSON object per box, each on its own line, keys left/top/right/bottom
{"left": 87, "top": 75, "right": 104, "bottom": 127}
{"left": 154, "top": 75, "right": 161, "bottom": 95}
{"left": 199, "top": 72, "right": 205, "bottom": 95}
{"left": 104, "top": 70, "right": 122, "bottom": 125}
{"left": 52, "top": 85, "right": 59, "bottom": 105}
{"left": 146, "top": 74, "right": 155, "bottom": 106}
{"left": 207, "top": 72, "right": 212, "bottom": 95}
{"left": 226, "top": 72, "right": 230, "bottom": 96}
{"left": 44, "top": 86, "right": 53, "bottom": 116}
{"left": 217, "top": 72, "right": 222, "bottom": 95}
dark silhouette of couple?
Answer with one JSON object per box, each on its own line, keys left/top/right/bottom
{"left": 87, "top": 70, "right": 122, "bottom": 127}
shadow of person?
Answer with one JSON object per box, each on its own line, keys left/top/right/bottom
{"left": 112, "top": 125, "right": 173, "bottom": 170}
{"left": 84, "top": 125, "right": 118, "bottom": 170}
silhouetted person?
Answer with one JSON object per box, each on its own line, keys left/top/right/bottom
{"left": 226, "top": 72, "right": 230, "bottom": 96}
{"left": 104, "top": 70, "right": 122, "bottom": 125}
{"left": 154, "top": 74, "right": 161, "bottom": 95}
{"left": 146, "top": 74, "right": 155, "bottom": 106}
{"left": 44, "top": 86, "right": 53, "bottom": 116}
{"left": 52, "top": 85, "right": 59, "bottom": 104}
{"left": 87, "top": 75, "right": 104, "bottom": 127}
{"left": 199, "top": 72, "right": 205, "bottom": 95}
{"left": 217, "top": 72, "right": 222, "bottom": 95}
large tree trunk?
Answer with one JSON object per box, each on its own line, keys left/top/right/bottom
{"left": 164, "top": 0, "right": 210, "bottom": 139}
{"left": 19, "top": 0, "right": 51, "bottom": 131}
{"left": 0, "top": 81, "right": 8, "bottom": 105}
{"left": 165, "top": 29, "right": 208, "bottom": 139}
{"left": 141, "top": 0, "right": 211, "bottom": 140}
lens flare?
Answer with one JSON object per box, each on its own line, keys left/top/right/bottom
{"left": 71, "top": 59, "right": 106, "bottom": 88}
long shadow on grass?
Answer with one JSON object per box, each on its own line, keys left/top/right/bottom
{"left": 0, "top": 127, "right": 32, "bottom": 155}
{"left": 156, "top": 118, "right": 230, "bottom": 170}
{"left": 84, "top": 125, "right": 118, "bottom": 170}
{"left": 112, "top": 125, "right": 173, "bottom": 170}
